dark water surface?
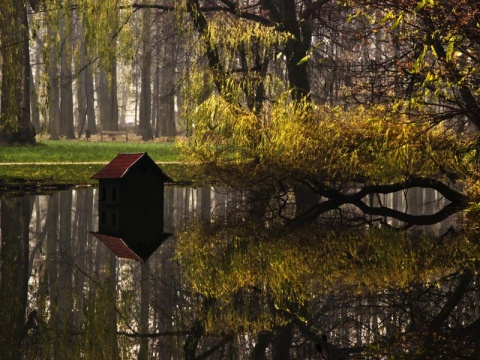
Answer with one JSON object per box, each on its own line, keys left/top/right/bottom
{"left": 0, "top": 186, "right": 478, "bottom": 359}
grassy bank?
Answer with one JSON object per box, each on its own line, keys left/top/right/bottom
{"left": 0, "top": 139, "right": 180, "bottom": 163}
{"left": 0, "top": 140, "right": 190, "bottom": 187}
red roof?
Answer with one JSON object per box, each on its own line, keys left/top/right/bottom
{"left": 91, "top": 153, "right": 145, "bottom": 179}
{"left": 90, "top": 232, "right": 143, "bottom": 261}
{"left": 91, "top": 153, "right": 173, "bottom": 181}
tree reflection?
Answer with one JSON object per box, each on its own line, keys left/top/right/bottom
{"left": 175, "top": 184, "right": 480, "bottom": 359}
{"left": 0, "top": 196, "right": 31, "bottom": 359}
{"left": 2, "top": 186, "right": 479, "bottom": 359}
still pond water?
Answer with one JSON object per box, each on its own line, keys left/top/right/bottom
{"left": 0, "top": 186, "right": 478, "bottom": 359}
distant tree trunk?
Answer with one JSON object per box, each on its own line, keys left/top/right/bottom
{"left": 0, "top": 197, "right": 31, "bottom": 359}
{"left": 86, "top": 62, "right": 97, "bottom": 134}
{"left": 159, "top": 29, "right": 177, "bottom": 137}
{"left": 47, "top": 24, "right": 61, "bottom": 140}
{"left": 97, "top": 60, "right": 119, "bottom": 132}
{"left": 60, "top": 11, "right": 75, "bottom": 139}
{"left": 77, "top": 60, "right": 87, "bottom": 137}
{"left": 139, "top": 8, "right": 154, "bottom": 140}
{"left": 0, "top": 1, "right": 36, "bottom": 144}
{"left": 76, "top": 19, "right": 96, "bottom": 137}
{"left": 97, "top": 66, "right": 109, "bottom": 131}
{"left": 30, "top": 65, "right": 41, "bottom": 133}
{"left": 28, "top": 12, "right": 42, "bottom": 132}
{"left": 109, "top": 56, "right": 119, "bottom": 131}
{"left": 134, "top": 65, "right": 139, "bottom": 128}
{"left": 152, "top": 35, "right": 160, "bottom": 137}
{"left": 152, "top": 10, "right": 177, "bottom": 138}
{"left": 119, "top": 88, "right": 128, "bottom": 127}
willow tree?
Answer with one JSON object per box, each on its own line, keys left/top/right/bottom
{"left": 75, "top": 1, "right": 128, "bottom": 134}
{"left": 34, "top": 0, "right": 134, "bottom": 139}
{"left": 0, "top": 0, "right": 36, "bottom": 144}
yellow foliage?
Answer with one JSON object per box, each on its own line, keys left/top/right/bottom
{"left": 175, "top": 219, "right": 480, "bottom": 333}
{"left": 182, "top": 92, "right": 475, "bottom": 184}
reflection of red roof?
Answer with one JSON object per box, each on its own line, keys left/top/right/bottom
{"left": 91, "top": 153, "right": 145, "bottom": 179}
{"left": 90, "top": 232, "right": 142, "bottom": 261}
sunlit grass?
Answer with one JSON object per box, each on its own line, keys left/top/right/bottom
{"left": 0, "top": 162, "right": 203, "bottom": 186}
{"left": 0, "top": 140, "right": 180, "bottom": 163}
{"left": 0, "top": 164, "right": 105, "bottom": 184}
{"left": 0, "top": 140, "right": 194, "bottom": 186}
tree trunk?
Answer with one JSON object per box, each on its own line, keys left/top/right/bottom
{"left": 109, "top": 56, "right": 119, "bottom": 132}
{"left": 0, "top": 1, "right": 36, "bottom": 143}
{"left": 47, "top": 25, "right": 61, "bottom": 140}
{"left": 139, "top": 8, "right": 154, "bottom": 140}
{"left": 76, "top": 20, "right": 88, "bottom": 137}
{"left": 72, "top": 8, "right": 98, "bottom": 136}
{"left": 60, "top": 11, "right": 75, "bottom": 139}
{"left": 30, "top": 63, "right": 41, "bottom": 133}
{"left": 85, "top": 56, "right": 97, "bottom": 134}
{"left": 265, "top": 0, "right": 311, "bottom": 101}
{"left": 29, "top": 12, "right": 42, "bottom": 133}
{"left": 152, "top": 21, "right": 160, "bottom": 138}
{"left": 97, "top": 60, "right": 119, "bottom": 132}
{"left": 158, "top": 12, "right": 177, "bottom": 137}
{"left": 76, "top": 23, "right": 97, "bottom": 137}
{"left": 97, "top": 66, "right": 109, "bottom": 131}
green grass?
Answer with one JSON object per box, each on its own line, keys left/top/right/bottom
{"left": 0, "top": 140, "right": 180, "bottom": 163}
{"left": 0, "top": 164, "right": 105, "bottom": 185}
{"left": 0, "top": 140, "right": 194, "bottom": 187}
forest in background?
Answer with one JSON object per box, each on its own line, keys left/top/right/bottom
{"left": 1, "top": 0, "right": 479, "bottom": 147}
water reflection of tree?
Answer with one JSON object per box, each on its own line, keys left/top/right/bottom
{"left": 0, "top": 197, "right": 31, "bottom": 359}
{"left": 175, "top": 185, "right": 480, "bottom": 359}
{"left": 11, "top": 190, "right": 122, "bottom": 359}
